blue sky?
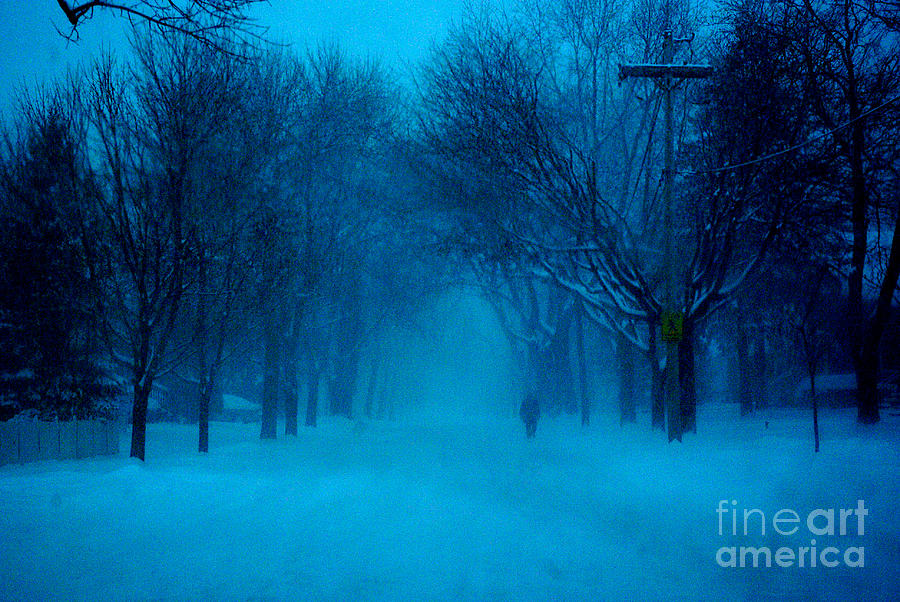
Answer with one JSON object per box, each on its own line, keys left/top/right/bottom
{"left": 0, "top": 1, "right": 468, "bottom": 117}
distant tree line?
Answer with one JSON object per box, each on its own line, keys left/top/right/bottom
{"left": 0, "top": 33, "right": 442, "bottom": 459}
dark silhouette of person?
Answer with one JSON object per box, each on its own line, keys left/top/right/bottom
{"left": 519, "top": 392, "right": 540, "bottom": 438}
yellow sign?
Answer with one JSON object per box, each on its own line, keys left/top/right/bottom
{"left": 661, "top": 311, "right": 684, "bottom": 343}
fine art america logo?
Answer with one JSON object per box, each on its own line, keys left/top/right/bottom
{"left": 715, "top": 500, "right": 867, "bottom": 568}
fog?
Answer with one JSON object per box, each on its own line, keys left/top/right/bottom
{"left": 377, "top": 293, "right": 521, "bottom": 422}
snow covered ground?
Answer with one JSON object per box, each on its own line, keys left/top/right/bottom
{"left": 1, "top": 404, "right": 898, "bottom": 601}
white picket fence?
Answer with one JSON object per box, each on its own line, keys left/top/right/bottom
{"left": 0, "top": 419, "right": 120, "bottom": 466}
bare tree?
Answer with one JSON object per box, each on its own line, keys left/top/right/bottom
{"left": 772, "top": 0, "right": 900, "bottom": 423}
{"left": 787, "top": 266, "right": 842, "bottom": 452}
{"left": 157, "top": 39, "right": 278, "bottom": 452}
{"left": 85, "top": 32, "right": 252, "bottom": 459}
{"left": 420, "top": 0, "right": 781, "bottom": 435}
{"left": 250, "top": 45, "right": 396, "bottom": 433}
{"left": 86, "top": 54, "right": 190, "bottom": 460}
{"left": 55, "top": 0, "right": 265, "bottom": 51}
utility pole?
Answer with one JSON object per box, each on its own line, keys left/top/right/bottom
{"left": 619, "top": 29, "right": 712, "bottom": 442}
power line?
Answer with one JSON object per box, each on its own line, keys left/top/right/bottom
{"left": 690, "top": 91, "right": 900, "bottom": 175}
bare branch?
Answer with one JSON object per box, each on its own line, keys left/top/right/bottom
{"left": 55, "top": 0, "right": 268, "bottom": 54}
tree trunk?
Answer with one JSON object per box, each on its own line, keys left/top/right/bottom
{"left": 736, "top": 323, "right": 753, "bottom": 416}
{"left": 130, "top": 378, "right": 152, "bottom": 461}
{"left": 555, "top": 309, "right": 576, "bottom": 414}
{"left": 198, "top": 320, "right": 226, "bottom": 452}
{"left": 365, "top": 352, "right": 380, "bottom": 419}
{"left": 327, "top": 377, "right": 339, "bottom": 416}
{"left": 855, "top": 207, "right": 900, "bottom": 423}
{"left": 260, "top": 318, "right": 280, "bottom": 439}
{"left": 648, "top": 328, "right": 665, "bottom": 430}
{"left": 376, "top": 360, "right": 388, "bottom": 421}
{"left": 328, "top": 294, "right": 362, "bottom": 419}
{"left": 811, "top": 372, "right": 820, "bottom": 453}
{"left": 211, "top": 379, "right": 224, "bottom": 416}
{"left": 575, "top": 302, "right": 590, "bottom": 427}
{"left": 846, "top": 90, "right": 878, "bottom": 424}
{"left": 197, "top": 254, "right": 210, "bottom": 453}
{"left": 305, "top": 358, "right": 319, "bottom": 427}
{"left": 678, "top": 320, "right": 696, "bottom": 434}
{"left": 752, "top": 330, "right": 768, "bottom": 410}
{"left": 328, "top": 356, "right": 359, "bottom": 419}
{"left": 665, "top": 338, "right": 682, "bottom": 443}
{"left": 284, "top": 342, "right": 299, "bottom": 436}
{"left": 526, "top": 342, "right": 541, "bottom": 404}
{"left": 617, "top": 333, "right": 637, "bottom": 424}
{"left": 344, "top": 356, "right": 359, "bottom": 419}
{"left": 198, "top": 378, "right": 211, "bottom": 453}
{"left": 855, "top": 351, "right": 880, "bottom": 424}
{"left": 328, "top": 353, "right": 359, "bottom": 419}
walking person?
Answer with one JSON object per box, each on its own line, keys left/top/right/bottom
{"left": 519, "top": 392, "right": 540, "bottom": 438}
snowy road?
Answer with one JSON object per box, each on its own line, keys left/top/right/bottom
{"left": 1, "top": 406, "right": 898, "bottom": 600}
